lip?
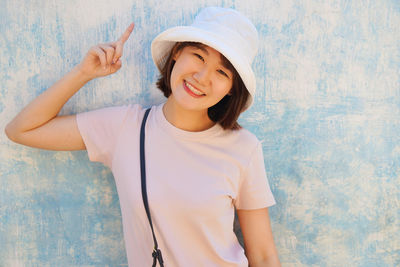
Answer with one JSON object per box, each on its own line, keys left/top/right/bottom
{"left": 183, "top": 80, "right": 205, "bottom": 98}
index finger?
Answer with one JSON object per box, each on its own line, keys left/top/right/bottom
{"left": 118, "top": 22, "right": 135, "bottom": 44}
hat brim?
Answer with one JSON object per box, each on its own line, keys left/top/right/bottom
{"left": 151, "top": 26, "right": 255, "bottom": 110}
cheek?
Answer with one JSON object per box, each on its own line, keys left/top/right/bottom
{"left": 170, "top": 67, "right": 177, "bottom": 87}
{"left": 169, "top": 63, "right": 182, "bottom": 89}
{"left": 214, "top": 79, "right": 233, "bottom": 97}
{"left": 169, "top": 56, "right": 196, "bottom": 89}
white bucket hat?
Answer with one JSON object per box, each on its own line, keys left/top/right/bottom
{"left": 151, "top": 6, "right": 258, "bottom": 110}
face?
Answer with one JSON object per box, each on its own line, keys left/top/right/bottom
{"left": 168, "top": 45, "right": 233, "bottom": 114}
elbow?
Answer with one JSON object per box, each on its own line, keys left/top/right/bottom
{"left": 5, "top": 122, "right": 13, "bottom": 140}
{"left": 4, "top": 122, "right": 21, "bottom": 143}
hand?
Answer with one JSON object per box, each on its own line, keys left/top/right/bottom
{"left": 77, "top": 23, "right": 134, "bottom": 80}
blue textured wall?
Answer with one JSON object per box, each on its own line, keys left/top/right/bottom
{"left": 1, "top": 0, "right": 399, "bottom": 266}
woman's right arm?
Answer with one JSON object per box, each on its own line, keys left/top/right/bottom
{"left": 5, "top": 23, "right": 134, "bottom": 151}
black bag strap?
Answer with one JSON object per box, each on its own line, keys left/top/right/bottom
{"left": 140, "top": 108, "right": 164, "bottom": 267}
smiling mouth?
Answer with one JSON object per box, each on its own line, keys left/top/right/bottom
{"left": 183, "top": 81, "right": 206, "bottom": 97}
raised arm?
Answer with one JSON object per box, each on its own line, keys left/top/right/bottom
{"left": 5, "top": 23, "right": 134, "bottom": 151}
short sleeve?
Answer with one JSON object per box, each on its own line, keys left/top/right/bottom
{"left": 234, "top": 142, "right": 276, "bottom": 210}
{"left": 76, "top": 105, "right": 135, "bottom": 168}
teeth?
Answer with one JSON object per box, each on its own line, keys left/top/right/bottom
{"left": 185, "top": 81, "right": 204, "bottom": 96}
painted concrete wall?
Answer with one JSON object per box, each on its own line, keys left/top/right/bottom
{"left": 1, "top": 0, "right": 399, "bottom": 266}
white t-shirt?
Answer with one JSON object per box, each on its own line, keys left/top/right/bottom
{"left": 76, "top": 102, "right": 276, "bottom": 267}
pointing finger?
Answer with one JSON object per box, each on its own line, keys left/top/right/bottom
{"left": 112, "top": 23, "right": 134, "bottom": 63}
{"left": 118, "top": 22, "right": 134, "bottom": 45}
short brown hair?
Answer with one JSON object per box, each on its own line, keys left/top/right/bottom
{"left": 156, "top": 42, "right": 249, "bottom": 130}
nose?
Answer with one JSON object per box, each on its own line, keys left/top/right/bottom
{"left": 193, "top": 66, "right": 211, "bottom": 85}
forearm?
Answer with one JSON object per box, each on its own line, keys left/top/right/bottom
{"left": 6, "top": 65, "right": 90, "bottom": 136}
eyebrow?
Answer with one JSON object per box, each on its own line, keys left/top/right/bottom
{"left": 192, "top": 45, "right": 209, "bottom": 55}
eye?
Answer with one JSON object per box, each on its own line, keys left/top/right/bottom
{"left": 194, "top": 53, "right": 205, "bottom": 62}
{"left": 217, "top": 69, "right": 229, "bottom": 78}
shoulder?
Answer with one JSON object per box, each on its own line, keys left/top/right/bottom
{"left": 222, "top": 127, "right": 261, "bottom": 148}
{"left": 98, "top": 103, "right": 144, "bottom": 116}
{"left": 213, "top": 127, "right": 262, "bottom": 162}
{"left": 86, "top": 103, "right": 146, "bottom": 118}
{"left": 76, "top": 103, "right": 149, "bottom": 130}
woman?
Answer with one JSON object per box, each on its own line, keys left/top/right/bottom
{"left": 6, "top": 6, "right": 281, "bottom": 267}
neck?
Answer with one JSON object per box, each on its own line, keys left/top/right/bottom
{"left": 163, "top": 97, "right": 216, "bottom": 132}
